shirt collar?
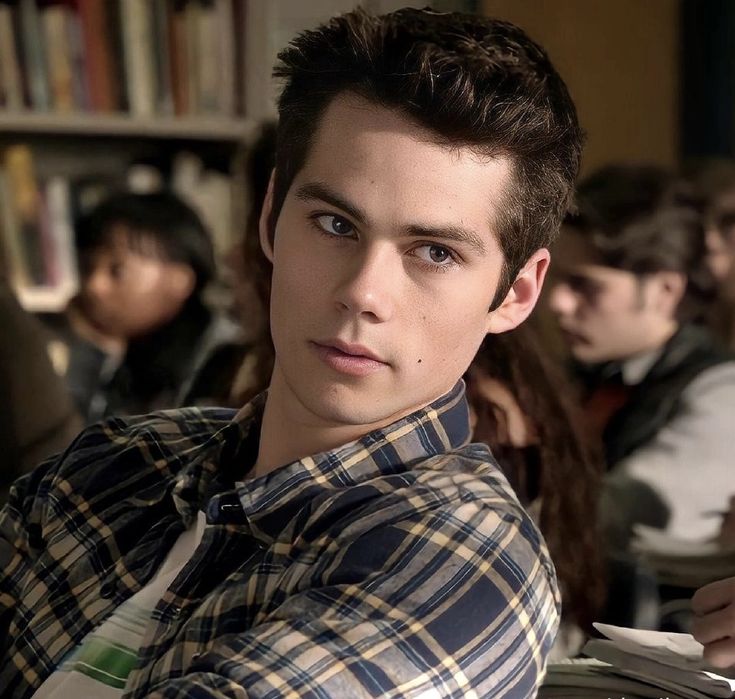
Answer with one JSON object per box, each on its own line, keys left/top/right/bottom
{"left": 174, "top": 381, "right": 471, "bottom": 540}
{"left": 620, "top": 347, "right": 664, "bottom": 385}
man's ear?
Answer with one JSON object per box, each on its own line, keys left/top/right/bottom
{"left": 167, "top": 263, "right": 196, "bottom": 303}
{"left": 259, "top": 170, "right": 276, "bottom": 263}
{"left": 485, "top": 248, "right": 550, "bottom": 334}
{"left": 649, "top": 270, "right": 687, "bottom": 317}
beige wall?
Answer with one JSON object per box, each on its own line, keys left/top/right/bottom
{"left": 481, "top": 0, "right": 679, "bottom": 174}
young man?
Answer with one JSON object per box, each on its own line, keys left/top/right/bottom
{"left": 548, "top": 165, "right": 735, "bottom": 550}
{"left": 1, "top": 9, "right": 581, "bottom": 698}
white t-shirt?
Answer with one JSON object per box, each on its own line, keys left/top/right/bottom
{"left": 33, "top": 512, "right": 206, "bottom": 698}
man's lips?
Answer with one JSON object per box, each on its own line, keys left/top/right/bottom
{"left": 559, "top": 327, "right": 589, "bottom": 345}
{"left": 310, "top": 339, "right": 388, "bottom": 377}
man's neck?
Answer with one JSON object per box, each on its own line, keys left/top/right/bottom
{"left": 250, "top": 364, "right": 431, "bottom": 480}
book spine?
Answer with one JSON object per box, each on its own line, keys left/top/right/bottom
{"left": 0, "top": 168, "right": 30, "bottom": 290}
{"left": 77, "top": 0, "right": 115, "bottom": 112}
{"left": 121, "top": 0, "right": 156, "bottom": 117}
{"left": 19, "top": 0, "right": 51, "bottom": 111}
{"left": 105, "top": 0, "right": 128, "bottom": 111}
{"left": 0, "top": 4, "right": 24, "bottom": 110}
{"left": 184, "top": 0, "right": 200, "bottom": 115}
{"left": 169, "top": 0, "right": 189, "bottom": 116}
{"left": 215, "top": 0, "right": 235, "bottom": 116}
{"left": 4, "top": 145, "right": 45, "bottom": 287}
{"left": 45, "top": 175, "right": 79, "bottom": 301}
{"left": 196, "top": 1, "right": 219, "bottom": 113}
{"left": 66, "top": 4, "right": 90, "bottom": 111}
{"left": 150, "top": 0, "right": 173, "bottom": 115}
{"left": 43, "top": 4, "right": 75, "bottom": 112}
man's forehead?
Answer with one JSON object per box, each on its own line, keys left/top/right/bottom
{"left": 296, "top": 93, "right": 513, "bottom": 243}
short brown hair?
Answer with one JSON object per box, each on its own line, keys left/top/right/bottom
{"left": 271, "top": 7, "right": 582, "bottom": 304}
{"left": 567, "top": 165, "right": 716, "bottom": 321}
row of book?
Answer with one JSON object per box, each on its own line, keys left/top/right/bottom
{"left": 542, "top": 623, "right": 735, "bottom": 699}
{"left": 0, "top": 0, "right": 247, "bottom": 117}
{"left": 0, "top": 144, "right": 236, "bottom": 312}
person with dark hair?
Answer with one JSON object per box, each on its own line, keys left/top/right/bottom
{"left": 48, "top": 190, "right": 240, "bottom": 421}
{"left": 2, "top": 8, "right": 582, "bottom": 697}
{"left": 547, "top": 164, "right": 735, "bottom": 551}
{"left": 466, "top": 323, "right": 605, "bottom": 659}
{"left": 700, "top": 173, "right": 735, "bottom": 348}
{"left": 184, "top": 122, "right": 276, "bottom": 408}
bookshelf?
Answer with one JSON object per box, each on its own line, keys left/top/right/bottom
{"left": 0, "top": 113, "right": 256, "bottom": 142}
{"left": 0, "top": 0, "right": 428, "bottom": 313}
{"left": 0, "top": 0, "right": 259, "bottom": 312}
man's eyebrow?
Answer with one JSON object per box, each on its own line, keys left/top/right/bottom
{"left": 295, "top": 181, "right": 488, "bottom": 255}
{"left": 294, "top": 182, "right": 368, "bottom": 225}
{"left": 403, "top": 225, "right": 488, "bottom": 256}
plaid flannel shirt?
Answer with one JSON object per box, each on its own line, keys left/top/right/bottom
{"left": 0, "top": 381, "right": 560, "bottom": 698}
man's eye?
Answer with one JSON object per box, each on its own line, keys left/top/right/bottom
{"left": 414, "top": 244, "right": 455, "bottom": 266}
{"left": 314, "top": 214, "right": 354, "bottom": 237}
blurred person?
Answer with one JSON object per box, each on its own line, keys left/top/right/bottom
{"left": 704, "top": 184, "right": 735, "bottom": 347}
{"left": 718, "top": 495, "right": 735, "bottom": 548}
{"left": 548, "top": 165, "right": 735, "bottom": 550}
{"left": 0, "top": 277, "right": 82, "bottom": 502}
{"left": 183, "top": 123, "right": 276, "bottom": 407}
{"left": 47, "top": 190, "right": 240, "bottom": 421}
{"left": 466, "top": 323, "right": 605, "bottom": 659}
{"left": 0, "top": 8, "right": 583, "bottom": 697}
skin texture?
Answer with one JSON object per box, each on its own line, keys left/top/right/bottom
{"left": 77, "top": 225, "right": 195, "bottom": 343}
{"left": 692, "top": 575, "right": 735, "bottom": 669}
{"left": 547, "top": 228, "right": 684, "bottom": 364}
{"left": 253, "top": 94, "right": 550, "bottom": 477}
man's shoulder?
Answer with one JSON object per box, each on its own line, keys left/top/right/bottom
{"left": 334, "top": 442, "right": 534, "bottom": 539}
{"left": 74, "top": 406, "right": 238, "bottom": 451}
{"left": 24, "top": 407, "right": 238, "bottom": 495}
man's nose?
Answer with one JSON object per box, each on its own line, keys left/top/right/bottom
{"left": 547, "top": 281, "right": 578, "bottom": 316}
{"left": 334, "top": 247, "right": 396, "bottom": 323}
{"left": 84, "top": 269, "right": 112, "bottom": 299}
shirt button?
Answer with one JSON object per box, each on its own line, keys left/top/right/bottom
{"left": 100, "top": 582, "right": 115, "bottom": 599}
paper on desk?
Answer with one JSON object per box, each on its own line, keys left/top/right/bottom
{"left": 585, "top": 638, "right": 735, "bottom": 698}
{"left": 594, "top": 623, "right": 735, "bottom": 681}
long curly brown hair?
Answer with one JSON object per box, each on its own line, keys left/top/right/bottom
{"left": 466, "top": 320, "right": 606, "bottom": 631}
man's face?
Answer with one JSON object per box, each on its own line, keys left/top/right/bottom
{"left": 263, "top": 94, "right": 545, "bottom": 431}
{"left": 79, "top": 227, "right": 194, "bottom": 340}
{"left": 548, "top": 229, "right": 676, "bottom": 363}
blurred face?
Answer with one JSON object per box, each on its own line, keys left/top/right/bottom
{"left": 705, "top": 227, "right": 733, "bottom": 283}
{"left": 547, "top": 229, "right": 679, "bottom": 363}
{"left": 262, "top": 94, "right": 548, "bottom": 430}
{"left": 79, "top": 226, "right": 194, "bottom": 339}
{"left": 705, "top": 196, "right": 735, "bottom": 286}
{"left": 467, "top": 370, "right": 537, "bottom": 448}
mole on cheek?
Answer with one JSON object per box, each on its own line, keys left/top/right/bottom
{"left": 417, "top": 359, "right": 422, "bottom": 364}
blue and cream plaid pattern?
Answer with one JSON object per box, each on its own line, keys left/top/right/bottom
{"left": 0, "top": 381, "right": 559, "bottom": 698}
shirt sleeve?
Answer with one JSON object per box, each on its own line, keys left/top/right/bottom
{"left": 600, "top": 361, "right": 735, "bottom": 547}
{"left": 140, "top": 498, "right": 560, "bottom": 699}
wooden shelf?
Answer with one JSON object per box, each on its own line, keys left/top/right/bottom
{"left": 0, "top": 112, "right": 256, "bottom": 142}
